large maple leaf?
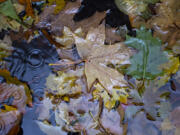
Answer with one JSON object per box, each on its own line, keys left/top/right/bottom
{"left": 69, "top": 24, "right": 133, "bottom": 93}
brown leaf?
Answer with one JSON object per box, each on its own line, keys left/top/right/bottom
{"left": 36, "top": 0, "right": 105, "bottom": 36}
{"left": 146, "top": 0, "right": 180, "bottom": 46}
{"left": 105, "top": 27, "right": 123, "bottom": 44}
{"left": 0, "top": 83, "right": 28, "bottom": 113}
{"left": 71, "top": 24, "right": 132, "bottom": 93}
{"left": 0, "top": 110, "right": 21, "bottom": 135}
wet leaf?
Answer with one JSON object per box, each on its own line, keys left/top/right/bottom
{"left": 47, "top": 0, "right": 66, "bottom": 14}
{"left": 125, "top": 26, "right": 168, "bottom": 80}
{"left": 37, "top": 0, "right": 105, "bottom": 36}
{"left": 0, "top": 0, "right": 21, "bottom": 21}
{"left": 125, "top": 105, "right": 142, "bottom": 121}
{"left": 0, "top": 83, "right": 28, "bottom": 113}
{"left": 0, "top": 35, "right": 13, "bottom": 61}
{"left": 0, "top": 110, "right": 21, "bottom": 135}
{"left": 0, "top": 69, "right": 32, "bottom": 106}
{"left": 56, "top": 94, "right": 101, "bottom": 134}
{"left": 0, "top": 15, "right": 21, "bottom": 31}
{"left": 115, "top": 0, "right": 159, "bottom": 18}
{"left": 46, "top": 68, "right": 83, "bottom": 97}
{"left": 71, "top": 24, "right": 133, "bottom": 93}
{"left": 93, "top": 83, "right": 129, "bottom": 109}
{"left": 147, "top": 0, "right": 180, "bottom": 47}
{"left": 127, "top": 112, "right": 160, "bottom": 135}
{"left": 36, "top": 120, "right": 67, "bottom": 135}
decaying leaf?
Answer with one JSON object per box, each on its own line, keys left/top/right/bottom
{"left": 69, "top": 24, "right": 133, "bottom": 93}
{"left": 36, "top": 0, "right": 105, "bottom": 36}
{"left": 128, "top": 81, "right": 168, "bottom": 119}
{"left": 93, "top": 83, "right": 129, "bottom": 109}
{"left": 0, "top": 110, "right": 21, "bottom": 135}
{"left": 0, "top": 0, "right": 21, "bottom": 21}
{"left": 54, "top": 26, "right": 84, "bottom": 48}
{"left": 0, "top": 15, "right": 21, "bottom": 31}
{"left": 0, "top": 83, "right": 28, "bottom": 113}
{"left": 46, "top": 67, "right": 83, "bottom": 97}
{"left": 154, "top": 54, "right": 180, "bottom": 88}
{"left": 0, "top": 35, "right": 13, "bottom": 61}
{"left": 127, "top": 112, "right": 160, "bottom": 135}
{"left": 47, "top": 0, "right": 66, "bottom": 14}
{"left": 0, "top": 69, "right": 32, "bottom": 106}
{"left": 115, "top": 0, "right": 159, "bottom": 18}
{"left": 125, "top": 26, "right": 168, "bottom": 80}
{"left": 146, "top": 0, "right": 180, "bottom": 47}
{"left": 36, "top": 120, "right": 67, "bottom": 135}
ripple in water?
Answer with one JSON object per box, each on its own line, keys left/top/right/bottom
{"left": 5, "top": 33, "right": 59, "bottom": 102}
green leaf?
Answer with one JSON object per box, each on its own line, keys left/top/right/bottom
{"left": 0, "top": 0, "right": 21, "bottom": 21}
{"left": 125, "top": 26, "right": 168, "bottom": 80}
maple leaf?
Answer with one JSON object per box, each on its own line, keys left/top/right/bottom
{"left": 125, "top": 26, "right": 168, "bottom": 80}
{"left": 69, "top": 24, "right": 133, "bottom": 93}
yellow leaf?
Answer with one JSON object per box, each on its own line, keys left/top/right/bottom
{"left": 46, "top": 68, "right": 83, "bottom": 97}
{"left": 48, "top": 0, "right": 65, "bottom": 14}
{"left": 93, "top": 83, "right": 129, "bottom": 109}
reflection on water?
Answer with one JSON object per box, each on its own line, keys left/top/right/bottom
{"left": 5, "top": 33, "right": 59, "bottom": 102}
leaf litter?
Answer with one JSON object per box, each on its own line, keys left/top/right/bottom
{"left": 0, "top": 0, "right": 180, "bottom": 134}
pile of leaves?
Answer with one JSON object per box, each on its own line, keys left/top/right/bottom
{"left": 0, "top": 0, "right": 180, "bottom": 135}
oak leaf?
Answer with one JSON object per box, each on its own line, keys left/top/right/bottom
{"left": 70, "top": 24, "right": 133, "bottom": 93}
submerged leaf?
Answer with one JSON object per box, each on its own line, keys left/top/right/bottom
{"left": 125, "top": 26, "right": 168, "bottom": 80}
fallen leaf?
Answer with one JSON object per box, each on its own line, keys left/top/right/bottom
{"left": 71, "top": 24, "right": 133, "bottom": 93}
{"left": 125, "top": 26, "right": 168, "bottom": 80}
{"left": 0, "top": 110, "right": 21, "bottom": 135}
{"left": 0, "top": 69, "right": 32, "bottom": 106}
{"left": 36, "top": 0, "right": 105, "bottom": 36}
{"left": 127, "top": 112, "right": 160, "bottom": 135}
{"left": 36, "top": 120, "right": 67, "bottom": 135}
{"left": 146, "top": 0, "right": 180, "bottom": 47}
{"left": 47, "top": 0, "right": 66, "bottom": 14}
{"left": 56, "top": 94, "right": 101, "bottom": 134}
{"left": 0, "top": 15, "right": 21, "bottom": 31}
{"left": 100, "top": 108, "right": 123, "bottom": 135}
{"left": 93, "top": 83, "right": 129, "bottom": 109}
{"left": 46, "top": 67, "right": 83, "bottom": 97}
{"left": 0, "top": 83, "right": 27, "bottom": 113}
{"left": 0, "top": 35, "right": 13, "bottom": 61}
{"left": 105, "top": 26, "right": 123, "bottom": 44}
{"left": 0, "top": 0, "right": 21, "bottom": 21}
{"left": 115, "top": 0, "right": 159, "bottom": 18}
